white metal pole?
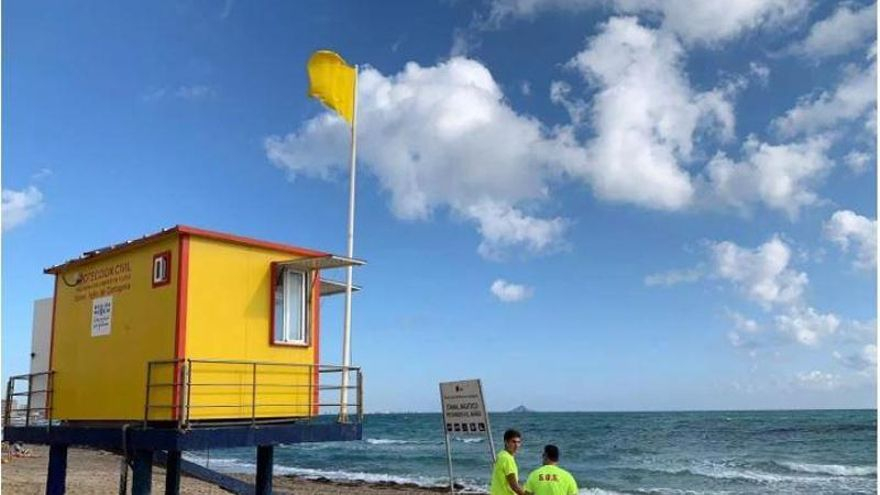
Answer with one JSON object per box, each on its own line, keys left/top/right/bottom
{"left": 339, "top": 65, "right": 358, "bottom": 423}
{"left": 479, "top": 380, "right": 497, "bottom": 463}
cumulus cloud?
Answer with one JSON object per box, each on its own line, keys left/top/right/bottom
{"left": 710, "top": 235, "right": 808, "bottom": 309}
{"left": 487, "top": 0, "right": 808, "bottom": 44}
{"left": 700, "top": 136, "right": 833, "bottom": 219}
{"left": 490, "top": 279, "right": 534, "bottom": 302}
{"left": 565, "top": 16, "right": 735, "bottom": 210}
{"left": 788, "top": 2, "right": 877, "bottom": 59}
{"left": 772, "top": 58, "right": 876, "bottom": 138}
{"left": 265, "top": 58, "right": 584, "bottom": 258}
{"left": 844, "top": 150, "right": 873, "bottom": 174}
{"left": 2, "top": 186, "right": 44, "bottom": 231}
{"left": 823, "top": 210, "right": 877, "bottom": 269}
{"left": 775, "top": 305, "right": 840, "bottom": 346}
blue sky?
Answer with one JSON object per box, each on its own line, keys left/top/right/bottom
{"left": 3, "top": 0, "right": 876, "bottom": 412}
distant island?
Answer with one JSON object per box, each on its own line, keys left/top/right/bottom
{"left": 508, "top": 405, "right": 533, "bottom": 413}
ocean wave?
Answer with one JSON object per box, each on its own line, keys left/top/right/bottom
{"left": 183, "top": 455, "right": 486, "bottom": 492}
{"left": 455, "top": 437, "right": 484, "bottom": 443}
{"left": 580, "top": 488, "right": 627, "bottom": 495}
{"left": 777, "top": 461, "right": 876, "bottom": 477}
{"left": 365, "top": 438, "right": 423, "bottom": 445}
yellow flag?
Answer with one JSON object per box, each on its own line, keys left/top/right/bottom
{"left": 307, "top": 50, "right": 356, "bottom": 125}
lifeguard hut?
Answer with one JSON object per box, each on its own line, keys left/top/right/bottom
{"left": 3, "top": 225, "right": 365, "bottom": 494}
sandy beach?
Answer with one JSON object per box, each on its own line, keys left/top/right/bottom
{"left": 1, "top": 445, "right": 453, "bottom": 494}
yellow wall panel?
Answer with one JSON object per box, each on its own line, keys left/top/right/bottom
{"left": 51, "top": 236, "right": 179, "bottom": 421}
{"left": 183, "top": 236, "right": 318, "bottom": 421}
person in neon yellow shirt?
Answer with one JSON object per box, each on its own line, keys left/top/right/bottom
{"left": 490, "top": 429, "right": 526, "bottom": 495}
{"left": 523, "top": 445, "right": 579, "bottom": 495}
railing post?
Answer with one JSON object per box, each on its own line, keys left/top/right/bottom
{"left": 178, "top": 361, "right": 188, "bottom": 430}
{"left": 185, "top": 360, "right": 193, "bottom": 429}
{"left": 357, "top": 370, "right": 363, "bottom": 423}
{"left": 4, "top": 377, "right": 14, "bottom": 427}
{"left": 25, "top": 374, "right": 33, "bottom": 427}
{"left": 308, "top": 364, "right": 313, "bottom": 419}
{"left": 251, "top": 363, "right": 257, "bottom": 425}
{"left": 47, "top": 372, "right": 54, "bottom": 427}
{"left": 143, "top": 362, "right": 152, "bottom": 428}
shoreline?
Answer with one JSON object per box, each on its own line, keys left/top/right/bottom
{"left": 2, "top": 445, "right": 476, "bottom": 494}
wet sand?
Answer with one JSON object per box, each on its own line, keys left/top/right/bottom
{"left": 1, "top": 445, "right": 456, "bottom": 494}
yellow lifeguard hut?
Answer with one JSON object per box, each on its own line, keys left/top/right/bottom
{"left": 40, "top": 225, "right": 363, "bottom": 425}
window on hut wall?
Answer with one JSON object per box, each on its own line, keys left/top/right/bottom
{"left": 274, "top": 268, "right": 308, "bottom": 344}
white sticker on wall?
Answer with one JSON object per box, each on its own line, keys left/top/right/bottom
{"left": 91, "top": 296, "right": 113, "bottom": 337}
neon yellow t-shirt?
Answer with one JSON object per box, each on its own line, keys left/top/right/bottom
{"left": 490, "top": 450, "right": 519, "bottom": 495}
{"left": 523, "top": 464, "right": 578, "bottom": 495}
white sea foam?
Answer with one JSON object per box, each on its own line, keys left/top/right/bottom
{"left": 365, "top": 438, "right": 420, "bottom": 445}
{"left": 580, "top": 488, "right": 627, "bottom": 495}
{"left": 456, "top": 437, "right": 484, "bottom": 443}
{"left": 182, "top": 454, "right": 486, "bottom": 492}
{"left": 778, "top": 461, "right": 876, "bottom": 477}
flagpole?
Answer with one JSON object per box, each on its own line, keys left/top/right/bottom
{"left": 339, "top": 64, "right": 358, "bottom": 423}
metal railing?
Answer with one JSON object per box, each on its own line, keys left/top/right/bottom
{"left": 143, "top": 359, "right": 362, "bottom": 429}
{"left": 3, "top": 371, "right": 55, "bottom": 427}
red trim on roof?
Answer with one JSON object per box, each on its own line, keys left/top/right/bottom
{"left": 44, "top": 225, "right": 328, "bottom": 274}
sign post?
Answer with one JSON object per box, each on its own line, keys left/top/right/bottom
{"left": 439, "top": 379, "right": 494, "bottom": 493}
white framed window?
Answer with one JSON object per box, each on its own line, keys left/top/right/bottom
{"left": 152, "top": 251, "right": 171, "bottom": 287}
{"left": 273, "top": 267, "right": 308, "bottom": 345}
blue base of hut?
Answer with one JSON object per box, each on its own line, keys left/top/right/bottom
{"left": 3, "top": 422, "right": 363, "bottom": 495}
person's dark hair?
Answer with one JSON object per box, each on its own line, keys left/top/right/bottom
{"left": 503, "top": 429, "right": 521, "bottom": 442}
{"left": 543, "top": 444, "right": 560, "bottom": 462}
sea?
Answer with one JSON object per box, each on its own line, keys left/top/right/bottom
{"left": 187, "top": 410, "right": 877, "bottom": 494}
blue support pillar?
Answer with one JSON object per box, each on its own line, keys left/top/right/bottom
{"left": 164, "top": 451, "right": 181, "bottom": 495}
{"left": 46, "top": 444, "right": 68, "bottom": 495}
{"left": 255, "top": 445, "right": 274, "bottom": 495}
{"left": 131, "top": 450, "right": 153, "bottom": 495}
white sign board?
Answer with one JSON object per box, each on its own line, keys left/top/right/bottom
{"left": 91, "top": 296, "right": 113, "bottom": 337}
{"left": 440, "top": 379, "right": 489, "bottom": 437}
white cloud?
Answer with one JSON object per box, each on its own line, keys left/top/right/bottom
{"left": 789, "top": 2, "right": 877, "bottom": 59}
{"left": 565, "top": 16, "right": 735, "bottom": 210}
{"left": 32, "top": 168, "right": 53, "bottom": 181}
{"left": 730, "top": 311, "right": 761, "bottom": 333}
{"left": 467, "top": 201, "right": 569, "bottom": 259}
{"left": 620, "top": 0, "right": 808, "bottom": 45}
{"left": 794, "top": 370, "right": 841, "bottom": 390}
{"left": 834, "top": 344, "right": 877, "bottom": 373}
{"left": 490, "top": 279, "right": 534, "bottom": 302}
{"left": 644, "top": 267, "right": 703, "bottom": 286}
{"left": 265, "top": 58, "right": 584, "bottom": 258}
{"left": 701, "top": 136, "right": 833, "bottom": 219}
{"left": 2, "top": 186, "right": 44, "bottom": 231}
{"left": 726, "top": 310, "right": 763, "bottom": 349}
{"left": 844, "top": 150, "right": 873, "bottom": 174}
{"left": 488, "top": 0, "right": 808, "bottom": 44}
{"left": 549, "top": 80, "right": 588, "bottom": 125}
{"left": 776, "top": 305, "right": 840, "bottom": 346}
{"left": 749, "top": 62, "right": 771, "bottom": 86}
{"left": 710, "top": 235, "right": 808, "bottom": 309}
{"left": 772, "top": 59, "right": 876, "bottom": 138}
{"left": 824, "top": 210, "right": 877, "bottom": 269}
{"left": 520, "top": 81, "right": 532, "bottom": 96}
